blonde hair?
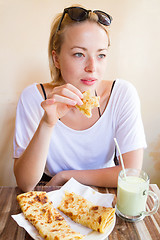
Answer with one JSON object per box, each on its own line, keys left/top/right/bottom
{"left": 48, "top": 6, "right": 111, "bottom": 84}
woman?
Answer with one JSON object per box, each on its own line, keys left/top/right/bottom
{"left": 13, "top": 6, "right": 146, "bottom": 192}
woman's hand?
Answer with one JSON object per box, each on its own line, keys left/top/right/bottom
{"left": 41, "top": 83, "right": 83, "bottom": 127}
{"left": 46, "top": 171, "right": 68, "bottom": 186}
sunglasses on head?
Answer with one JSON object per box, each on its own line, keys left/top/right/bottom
{"left": 56, "top": 7, "right": 113, "bottom": 33}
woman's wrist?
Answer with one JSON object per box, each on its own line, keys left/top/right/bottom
{"left": 47, "top": 170, "right": 71, "bottom": 186}
{"left": 57, "top": 170, "right": 69, "bottom": 185}
{"left": 40, "top": 115, "right": 56, "bottom": 129}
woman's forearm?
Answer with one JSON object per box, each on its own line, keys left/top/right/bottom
{"left": 64, "top": 166, "right": 121, "bottom": 187}
{"left": 14, "top": 117, "right": 54, "bottom": 192}
{"left": 47, "top": 166, "right": 122, "bottom": 188}
{"left": 47, "top": 148, "right": 144, "bottom": 188}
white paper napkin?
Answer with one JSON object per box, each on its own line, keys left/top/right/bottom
{"left": 12, "top": 178, "right": 115, "bottom": 240}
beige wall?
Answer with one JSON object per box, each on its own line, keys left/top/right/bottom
{"left": 1, "top": 0, "right": 160, "bottom": 187}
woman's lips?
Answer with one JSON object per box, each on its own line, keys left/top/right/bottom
{"left": 81, "top": 78, "right": 96, "bottom": 86}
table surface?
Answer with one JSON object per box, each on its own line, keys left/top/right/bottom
{"left": 0, "top": 184, "right": 160, "bottom": 240}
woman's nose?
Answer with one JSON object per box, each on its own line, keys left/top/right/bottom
{"left": 84, "top": 57, "right": 96, "bottom": 72}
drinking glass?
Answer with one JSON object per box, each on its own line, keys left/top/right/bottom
{"left": 116, "top": 168, "right": 159, "bottom": 222}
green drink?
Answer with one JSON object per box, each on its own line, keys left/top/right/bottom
{"left": 116, "top": 169, "right": 159, "bottom": 222}
{"left": 117, "top": 176, "right": 148, "bottom": 216}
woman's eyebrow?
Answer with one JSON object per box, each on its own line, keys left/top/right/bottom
{"left": 97, "top": 48, "right": 108, "bottom": 52}
{"left": 71, "top": 46, "right": 108, "bottom": 51}
{"left": 71, "top": 46, "right": 87, "bottom": 50}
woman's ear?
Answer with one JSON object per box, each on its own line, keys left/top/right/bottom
{"left": 52, "top": 50, "right": 60, "bottom": 69}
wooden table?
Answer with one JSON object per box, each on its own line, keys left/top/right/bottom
{"left": 0, "top": 184, "right": 159, "bottom": 240}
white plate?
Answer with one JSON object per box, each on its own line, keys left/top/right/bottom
{"left": 47, "top": 178, "right": 116, "bottom": 239}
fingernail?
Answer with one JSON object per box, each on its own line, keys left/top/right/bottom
{"left": 78, "top": 100, "right": 83, "bottom": 105}
{"left": 79, "top": 92, "right": 83, "bottom": 98}
{"left": 71, "top": 101, "right": 77, "bottom": 106}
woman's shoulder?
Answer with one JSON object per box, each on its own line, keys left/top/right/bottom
{"left": 101, "top": 79, "right": 137, "bottom": 95}
{"left": 113, "top": 79, "right": 140, "bottom": 107}
{"left": 115, "top": 79, "right": 137, "bottom": 91}
{"left": 20, "top": 82, "right": 53, "bottom": 99}
{"left": 17, "top": 83, "right": 44, "bottom": 112}
{"left": 101, "top": 78, "right": 135, "bottom": 87}
{"left": 36, "top": 82, "right": 54, "bottom": 99}
{"left": 101, "top": 79, "right": 140, "bottom": 107}
{"left": 20, "top": 83, "right": 38, "bottom": 97}
{"left": 109, "top": 79, "right": 138, "bottom": 100}
{"left": 19, "top": 83, "right": 43, "bottom": 106}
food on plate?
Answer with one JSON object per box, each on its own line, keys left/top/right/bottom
{"left": 17, "top": 191, "right": 84, "bottom": 240}
{"left": 76, "top": 90, "right": 100, "bottom": 118}
{"left": 58, "top": 191, "right": 115, "bottom": 233}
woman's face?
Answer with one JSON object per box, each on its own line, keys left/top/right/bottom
{"left": 53, "top": 21, "right": 109, "bottom": 92}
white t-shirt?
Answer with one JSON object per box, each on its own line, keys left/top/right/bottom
{"left": 13, "top": 79, "right": 147, "bottom": 176}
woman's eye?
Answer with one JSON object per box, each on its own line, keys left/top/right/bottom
{"left": 74, "top": 53, "right": 83, "bottom": 57}
{"left": 98, "top": 54, "right": 106, "bottom": 59}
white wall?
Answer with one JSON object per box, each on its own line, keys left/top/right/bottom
{"left": 0, "top": 0, "right": 160, "bottom": 186}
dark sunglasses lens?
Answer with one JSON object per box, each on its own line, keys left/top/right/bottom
{"left": 94, "top": 11, "right": 112, "bottom": 26}
{"left": 67, "top": 8, "right": 88, "bottom": 21}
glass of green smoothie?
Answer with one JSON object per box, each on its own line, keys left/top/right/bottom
{"left": 116, "top": 168, "right": 159, "bottom": 222}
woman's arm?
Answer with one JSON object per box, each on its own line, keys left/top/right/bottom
{"left": 14, "top": 84, "right": 83, "bottom": 192}
{"left": 46, "top": 148, "right": 144, "bottom": 188}
{"left": 14, "top": 118, "right": 54, "bottom": 192}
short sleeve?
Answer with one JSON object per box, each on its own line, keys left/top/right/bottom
{"left": 13, "top": 84, "right": 43, "bottom": 158}
{"left": 114, "top": 81, "right": 147, "bottom": 155}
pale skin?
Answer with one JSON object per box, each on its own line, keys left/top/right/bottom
{"left": 14, "top": 21, "right": 143, "bottom": 192}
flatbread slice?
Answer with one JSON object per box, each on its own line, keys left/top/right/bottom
{"left": 76, "top": 90, "right": 100, "bottom": 118}
{"left": 58, "top": 191, "right": 115, "bottom": 233}
{"left": 17, "top": 191, "right": 84, "bottom": 240}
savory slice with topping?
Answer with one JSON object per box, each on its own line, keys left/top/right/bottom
{"left": 17, "top": 191, "right": 84, "bottom": 240}
{"left": 58, "top": 191, "right": 115, "bottom": 233}
{"left": 76, "top": 90, "right": 100, "bottom": 118}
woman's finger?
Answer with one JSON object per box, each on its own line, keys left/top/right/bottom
{"left": 53, "top": 94, "right": 78, "bottom": 106}
{"left": 56, "top": 87, "right": 83, "bottom": 105}
{"left": 52, "top": 84, "right": 83, "bottom": 102}
{"left": 63, "top": 83, "right": 83, "bottom": 99}
{"left": 41, "top": 99, "right": 55, "bottom": 109}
